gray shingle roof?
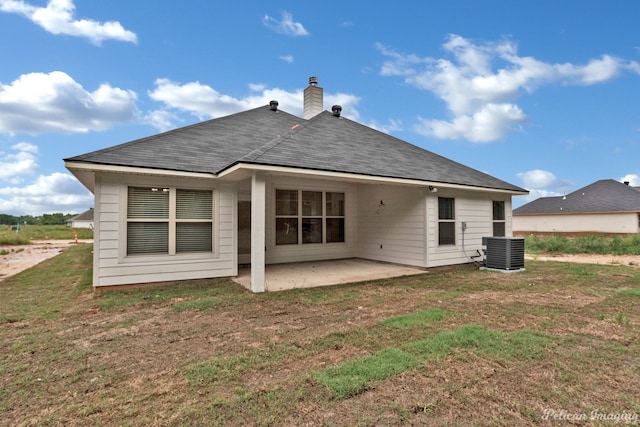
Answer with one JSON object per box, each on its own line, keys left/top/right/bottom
{"left": 65, "top": 105, "right": 526, "bottom": 193}
{"left": 68, "top": 208, "right": 94, "bottom": 221}
{"left": 66, "top": 106, "right": 303, "bottom": 174}
{"left": 513, "top": 179, "right": 640, "bottom": 214}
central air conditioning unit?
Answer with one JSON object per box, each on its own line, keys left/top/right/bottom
{"left": 483, "top": 237, "right": 525, "bottom": 270}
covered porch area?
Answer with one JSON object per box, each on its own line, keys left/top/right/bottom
{"left": 229, "top": 169, "right": 433, "bottom": 293}
{"left": 233, "top": 258, "right": 427, "bottom": 292}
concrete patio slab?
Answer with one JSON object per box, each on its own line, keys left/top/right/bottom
{"left": 233, "top": 258, "right": 427, "bottom": 292}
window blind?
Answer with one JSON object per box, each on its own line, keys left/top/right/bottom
{"left": 177, "top": 189, "right": 212, "bottom": 219}
{"left": 127, "top": 222, "right": 169, "bottom": 255}
{"left": 127, "top": 187, "right": 213, "bottom": 256}
{"left": 176, "top": 223, "right": 212, "bottom": 253}
{"left": 128, "top": 187, "right": 169, "bottom": 218}
{"left": 176, "top": 189, "right": 213, "bottom": 253}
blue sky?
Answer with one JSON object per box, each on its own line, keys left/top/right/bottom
{"left": 1, "top": 0, "right": 639, "bottom": 216}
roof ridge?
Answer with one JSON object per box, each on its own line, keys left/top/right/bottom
{"left": 237, "top": 117, "right": 312, "bottom": 163}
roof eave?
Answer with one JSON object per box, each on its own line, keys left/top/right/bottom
{"left": 64, "top": 160, "right": 528, "bottom": 195}
{"left": 219, "top": 162, "right": 528, "bottom": 194}
{"left": 64, "top": 161, "right": 218, "bottom": 193}
{"left": 65, "top": 161, "right": 218, "bottom": 178}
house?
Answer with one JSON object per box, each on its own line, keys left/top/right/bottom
{"left": 513, "top": 179, "right": 640, "bottom": 234}
{"left": 66, "top": 208, "right": 94, "bottom": 229}
{"left": 64, "top": 77, "right": 527, "bottom": 293}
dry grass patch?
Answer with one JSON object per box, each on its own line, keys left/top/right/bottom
{"left": 1, "top": 248, "right": 639, "bottom": 426}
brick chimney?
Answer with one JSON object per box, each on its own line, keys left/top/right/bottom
{"left": 303, "top": 76, "right": 323, "bottom": 119}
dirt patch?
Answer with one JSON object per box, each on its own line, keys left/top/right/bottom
{"left": 0, "top": 239, "right": 92, "bottom": 281}
{"left": 2, "top": 241, "right": 636, "bottom": 284}
{"left": 458, "top": 288, "right": 605, "bottom": 308}
{"left": 526, "top": 252, "right": 640, "bottom": 267}
{"left": 1, "top": 245, "right": 639, "bottom": 426}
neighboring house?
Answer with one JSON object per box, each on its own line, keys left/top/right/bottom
{"left": 513, "top": 179, "right": 640, "bottom": 234}
{"left": 64, "top": 77, "right": 527, "bottom": 293}
{"left": 66, "top": 208, "right": 94, "bottom": 229}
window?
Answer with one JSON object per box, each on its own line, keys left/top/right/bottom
{"left": 275, "top": 189, "right": 298, "bottom": 245}
{"left": 127, "top": 187, "right": 213, "bottom": 256}
{"left": 492, "top": 201, "right": 506, "bottom": 237}
{"left": 438, "top": 197, "right": 455, "bottom": 245}
{"left": 275, "top": 189, "right": 345, "bottom": 245}
{"left": 127, "top": 187, "right": 169, "bottom": 255}
{"left": 326, "top": 192, "right": 345, "bottom": 243}
{"left": 302, "top": 191, "right": 322, "bottom": 243}
{"left": 176, "top": 189, "right": 213, "bottom": 253}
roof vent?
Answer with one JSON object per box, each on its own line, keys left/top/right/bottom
{"left": 332, "top": 105, "right": 342, "bottom": 117}
{"left": 269, "top": 100, "right": 279, "bottom": 111}
{"left": 624, "top": 181, "right": 630, "bottom": 186}
{"left": 309, "top": 76, "right": 318, "bottom": 86}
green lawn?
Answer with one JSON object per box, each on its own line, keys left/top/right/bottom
{"left": 1, "top": 244, "right": 639, "bottom": 426}
{"left": 0, "top": 224, "right": 93, "bottom": 245}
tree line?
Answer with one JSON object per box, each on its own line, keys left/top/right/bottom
{"left": 0, "top": 213, "right": 77, "bottom": 226}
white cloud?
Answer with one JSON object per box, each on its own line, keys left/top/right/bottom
{"left": 0, "top": 142, "right": 92, "bottom": 215}
{"left": 627, "top": 60, "right": 640, "bottom": 75}
{"left": 0, "top": 142, "right": 39, "bottom": 183}
{"left": 620, "top": 174, "right": 640, "bottom": 186}
{"left": 0, "top": 172, "right": 92, "bottom": 215}
{"left": 378, "top": 34, "right": 631, "bottom": 142}
{"left": 0, "top": 71, "right": 139, "bottom": 134}
{"left": 248, "top": 83, "right": 266, "bottom": 92}
{"left": 415, "top": 103, "right": 526, "bottom": 142}
{"left": 142, "top": 109, "right": 181, "bottom": 133}
{"left": 364, "top": 118, "right": 403, "bottom": 134}
{"left": 147, "top": 78, "right": 361, "bottom": 130}
{"left": 515, "top": 169, "right": 573, "bottom": 204}
{"left": 517, "top": 169, "right": 565, "bottom": 189}
{"left": 279, "top": 55, "right": 295, "bottom": 64}
{"left": 262, "top": 11, "right": 309, "bottom": 36}
{"left": 0, "top": 0, "right": 137, "bottom": 44}
{"left": 376, "top": 43, "right": 430, "bottom": 77}
{"left": 324, "top": 92, "right": 361, "bottom": 122}
{"left": 515, "top": 188, "right": 565, "bottom": 205}
{"left": 148, "top": 78, "right": 253, "bottom": 120}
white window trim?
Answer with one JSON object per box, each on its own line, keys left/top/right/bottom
{"left": 122, "top": 185, "right": 216, "bottom": 261}
{"left": 437, "top": 196, "right": 456, "bottom": 246}
{"left": 274, "top": 188, "right": 346, "bottom": 246}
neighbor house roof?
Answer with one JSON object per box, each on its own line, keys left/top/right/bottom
{"left": 513, "top": 179, "right": 640, "bottom": 215}
{"left": 68, "top": 208, "right": 93, "bottom": 222}
{"left": 65, "top": 105, "right": 526, "bottom": 193}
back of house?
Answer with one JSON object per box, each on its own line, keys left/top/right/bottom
{"left": 65, "top": 77, "right": 527, "bottom": 292}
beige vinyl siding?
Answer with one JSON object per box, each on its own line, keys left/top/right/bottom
{"left": 265, "top": 177, "right": 357, "bottom": 264}
{"left": 427, "top": 191, "right": 510, "bottom": 268}
{"left": 93, "top": 174, "right": 235, "bottom": 288}
{"left": 94, "top": 174, "right": 119, "bottom": 273}
{"left": 356, "top": 184, "right": 427, "bottom": 267}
